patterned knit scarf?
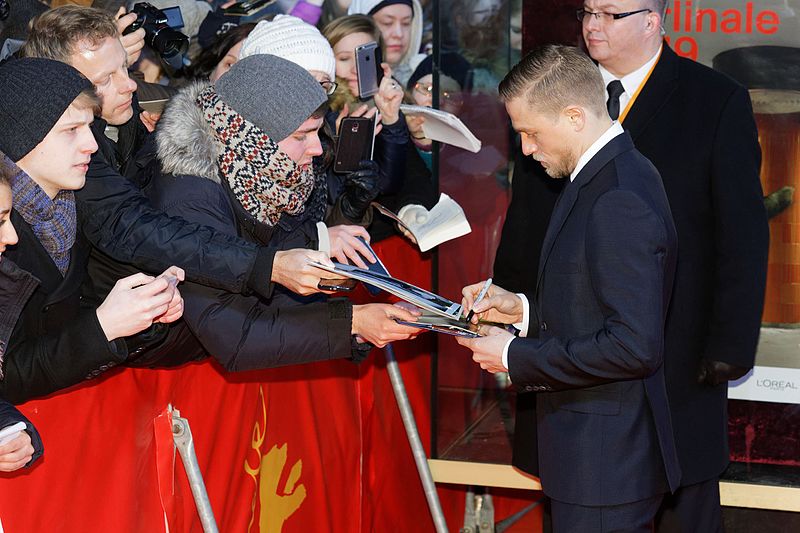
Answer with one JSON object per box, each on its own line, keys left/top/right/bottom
{"left": 196, "top": 86, "right": 314, "bottom": 226}
{"left": 7, "top": 157, "right": 76, "bottom": 276}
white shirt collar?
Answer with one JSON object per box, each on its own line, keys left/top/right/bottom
{"left": 599, "top": 45, "right": 662, "bottom": 114}
{"left": 570, "top": 122, "right": 625, "bottom": 182}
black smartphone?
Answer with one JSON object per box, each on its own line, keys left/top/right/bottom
{"left": 318, "top": 277, "right": 358, "bottom": 292}
{"left": 334, "top": 116, "right": 375, "bottom": 174}
{"left": 355, "top": 41, "right": 384, "bottom": 100}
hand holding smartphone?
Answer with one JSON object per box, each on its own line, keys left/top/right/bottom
{"left": 334, "top": 116, "right": 376, "bottom": 174}
{"left": 355, "top": 41, "right": 384, "bottom": 100}
{"left": 0, "top": 422, "right": 26, "bottom": 446}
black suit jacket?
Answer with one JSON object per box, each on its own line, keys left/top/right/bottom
{"left": 507, "top": 132, "right": 680, "bottom": 506}
{"left": 499, "top": 45, "right": 769, "bottom": 487}
{"left": 619, "top": 46, "right": 768, "bottom": 485}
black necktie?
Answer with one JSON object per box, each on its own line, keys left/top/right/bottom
{"left": 606, "top": 80, "right": 625, "bottom": 121}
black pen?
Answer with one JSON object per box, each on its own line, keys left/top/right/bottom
{"left": 465, "top": 278, "right": 492, "bottom": 322}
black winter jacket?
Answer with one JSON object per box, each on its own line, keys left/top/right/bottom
{"left": 0, "top": 212, "right": 132, "bottom": 403}
{"left": 77, "top": 101, "right": 278, "bottom": 302}
{"left": 140, "top": 82, "right": 364, "bottom": 371}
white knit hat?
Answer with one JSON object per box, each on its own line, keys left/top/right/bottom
{"left": 238, "top": 15, "right": 336, "bottom": 81}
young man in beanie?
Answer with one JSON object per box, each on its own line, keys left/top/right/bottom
{"left": 0, "top": 57, "right": 184, "bottom": 403}
{"left": 20, "top": 5, "right": 335, "bottom": 308}
{"left": 144, "top": 54, "right": 421, "bottom": 370}
{"left": 238, "top": 14, "right": 402, "bottom": 247}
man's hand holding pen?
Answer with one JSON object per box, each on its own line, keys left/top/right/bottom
{"left": 460, "top": 280, "right": 524, "bottom": 327}
{"left": 457, "top": 279, "right": 523, "bottom": 373}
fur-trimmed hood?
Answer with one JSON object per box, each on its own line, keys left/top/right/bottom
{"left": 156, "top": 81, "right": 222, "bottom": 183}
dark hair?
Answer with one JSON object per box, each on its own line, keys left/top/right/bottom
{"left": 184, "top": 23, "right": 256, "bottom": 81}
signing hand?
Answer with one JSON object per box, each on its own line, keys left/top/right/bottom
{"left": 456, "top": 326, "right": 514, "bottom": 373}
{"left": 140, "top": 111, "right": 161, "bottom": 132}
{"left": 461, "top": 281, "right": 523, "bottom": 324}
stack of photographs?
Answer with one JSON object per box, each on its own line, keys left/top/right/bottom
{"left": 309, "top": 261, "right": 483, "bottom": 338}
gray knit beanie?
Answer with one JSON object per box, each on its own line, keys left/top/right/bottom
{"left": 0, "top": 57, "right": 93, "bottom": 162}
{"left": 215, "top": 54, "right": 327, "bottom": 142}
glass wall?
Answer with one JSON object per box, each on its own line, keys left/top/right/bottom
{"left": 431, "top": 0, "right": 800, "bottom": 475}
{"left": 432, "top": 0, "right": 518, "bottom": 461}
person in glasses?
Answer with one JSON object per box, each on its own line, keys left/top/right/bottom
{"left": 499, "top": 3, "right": 768, "bottom": 531}
{"left": 404, "top": 52, "right": 471, "bottom": 169}
{"left": 580, "top": 3, "right": 768, "bottom": 531}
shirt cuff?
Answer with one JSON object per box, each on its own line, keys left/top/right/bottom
{"left": 515, "top": 293, "right": 529, "bottom": 337}
{"left": 501, "top": 336, "right": 515, "bottom": 370}
{"left": 316, "top": 221, "right": 331, "bottom": 255}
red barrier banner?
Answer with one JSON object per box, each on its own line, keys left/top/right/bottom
{"left": 0, "top": 237, "right": 438, "bottom": 532}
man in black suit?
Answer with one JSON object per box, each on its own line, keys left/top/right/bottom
{"left": 580, "top": 2, "right": 769, "bottom": 530}
{"left": 494, "top": 2, "right": 770, "bottom": 530}
{"left": 458, "top": 44, "right": 681, "bottom": 532}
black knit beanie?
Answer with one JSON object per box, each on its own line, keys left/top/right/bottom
{"left": 0, "top": 57, "right": 93, "bottom": 162}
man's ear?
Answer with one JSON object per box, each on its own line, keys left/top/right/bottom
{"left": 645, "top": 11, "right": 662, "bottom": 36}
{"left": 564, "top": 106, "right": 585, "bottom": 131}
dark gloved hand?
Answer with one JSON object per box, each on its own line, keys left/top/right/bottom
{"left": 696, "top": 357, "right": 750, "bottom": 386}
{"left": 340, "top": 160, "right": 380, "bottom": 221}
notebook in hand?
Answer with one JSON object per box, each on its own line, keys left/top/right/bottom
{"left": 400, "top": 104, "right": 481, "bottom": 152}
{"left": 372, "top": 193, "right": 471, "bottom": 252}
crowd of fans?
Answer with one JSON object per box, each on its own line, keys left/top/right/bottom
{"left": 0, "top": 0, "right": 518, "bottom": 474}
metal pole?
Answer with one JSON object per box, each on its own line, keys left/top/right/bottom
{"left": 384, "top": 344, "right": 448, "bottom": 533}
{"left": 172, "top": 415, "right": 219, "bottom": 533}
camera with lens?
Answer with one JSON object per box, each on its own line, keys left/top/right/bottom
{"left": 123, "top": 2, "right": 188, "bottom": 70}
{"left": 0, "top": 0, "right": 10, "bottom": 21}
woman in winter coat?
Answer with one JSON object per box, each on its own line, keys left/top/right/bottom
{"left": 144, "top": 54, "right": 421, "bottom": 371}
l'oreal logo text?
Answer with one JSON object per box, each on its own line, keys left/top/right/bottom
{"left": 755, "top": 379, "right": 799, "bottom": 391}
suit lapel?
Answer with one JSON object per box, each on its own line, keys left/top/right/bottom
{"left": 623, "top": 45, "right": 680, "bottom": 141}
{"left": 535, "top": 133, "right": 635, "bottom": 293}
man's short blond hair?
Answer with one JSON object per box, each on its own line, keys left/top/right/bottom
{"left": 498, "top": 45, "right": 606, "bottom": 119}
{"left": 21, "top": 5, "right": 119, "bottom": 64}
